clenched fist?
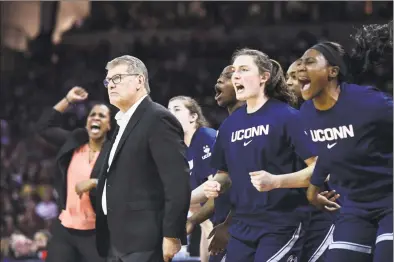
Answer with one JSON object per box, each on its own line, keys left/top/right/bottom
{"left": 66, "top": 86, "right": 88, "bottom": 104}
{"left": 249, "top": 170, "right": 280, "bottom": 192}
{"left": 203, "top": 180, "right": 221, "bottom": 199}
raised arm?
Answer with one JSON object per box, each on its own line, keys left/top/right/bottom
{"left": 36, "top": 86, "right": 88, "bottom": 147}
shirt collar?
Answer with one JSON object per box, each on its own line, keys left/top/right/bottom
{"left": 115, "top": 95, "right": 147, "bottom": 127}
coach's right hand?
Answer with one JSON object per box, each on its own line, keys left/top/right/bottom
{"left": 203, "top": 179, "right": 221, "bottom": 199}
{"left": 66, "top": 86, "right": 88, "bottom": 103}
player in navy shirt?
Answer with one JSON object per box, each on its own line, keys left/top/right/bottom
{"left": 286, "top": 61, "right": 338, "bottom": 262}
{"left": 168, "top": 96, "right": 217, "bottom": 262}
{"left": 298, "top": 37, "right": 393, "bottom": 262}
{"left": 203, "top": 48, "right": 319, "bottom": 262}
{"left": 187, "top": 66, "right": 245, "bottom": 262}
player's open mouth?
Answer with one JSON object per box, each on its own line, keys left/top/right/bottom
{"left": 215, "top": 91, "right": 222, "bottom": 100}
{"left": 234, "top": 83, "right": 245, "bottom": 93}
{"left": 90, "top": 123, "right": 101, "bottom": 134}
{"left": 214, "top": 85, "right": 223, "bottom": 100}
{"left": 298, "top": 76, "right": 311, "bottom": 91}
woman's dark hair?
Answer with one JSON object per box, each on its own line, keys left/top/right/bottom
{"left": 169, "top": 96, "right": 210, "bottom": 128}
{"left": 88, "top": 102, "right": 112, "bottom": 115}
{"left": 350, "top": 21, "right": 393, "bottom": 79}
{"left": 231, "top": 48, "right": 297, "bottom": 106}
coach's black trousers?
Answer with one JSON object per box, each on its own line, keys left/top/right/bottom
{"left": 46, "top": 219, "right": 105, "bottom": 262}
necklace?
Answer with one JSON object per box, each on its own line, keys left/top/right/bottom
{"left": 88, "top": 144, "right": 98, "bottom": 164}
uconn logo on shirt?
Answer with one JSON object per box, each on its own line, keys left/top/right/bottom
{"left": 202, "top": 145, "right": 212, "bottom": 160}
{"left": 309, "top": 125, "right": 354, "bottom": 149}
{"left": 231, "top": 125, "right": 269, "bottom": 142}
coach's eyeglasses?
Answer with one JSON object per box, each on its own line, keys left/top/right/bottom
{"left": 103, "top": 74, "right": 140, "bottom": 88}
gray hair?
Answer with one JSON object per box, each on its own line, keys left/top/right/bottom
{"left": 106, "top": 55, "right": 150, "bottom": 93}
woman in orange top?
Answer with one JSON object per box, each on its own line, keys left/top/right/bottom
{"left": 36, "top": 86, "right": 111, "bottom": 262}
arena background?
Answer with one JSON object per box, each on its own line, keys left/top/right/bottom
{"left": 0, "top": 1, "right": 392, "bottom": 261}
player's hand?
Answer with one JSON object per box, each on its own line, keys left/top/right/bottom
{"left": 186, "top": 219, "right": 196, "bottom": 235}
{"left": 203, "top": 179, "right": 221, "bottom": 199}
{"left": 66, "top": 86, "right": 88, "bottom": 103}
{"left": 162, "top": 237, "right": 181, "bottom": 262}
{"left": 75, "top": 179, "right": 97, "bottom": 198}
{"left": 207, "top": 221, "right": 230, "bottom": 255}
{"left": 249, "top": 170, "right": 279, "bottom": 192}
{"left": 319, "top": 190, "right": 340, "bottom": 202}
{"left": 316, "top": 192, "right": 341, "bottom": 212}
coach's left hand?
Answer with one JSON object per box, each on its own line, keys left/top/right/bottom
{"left": 249, "top": 170, "right": 279, "bottom": 192}
{"left": 163, "top": 237, "right": 181, "bottom": 262}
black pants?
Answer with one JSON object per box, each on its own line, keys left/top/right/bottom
{"left": 46, "top": 219, "right": 105, "bottom": 262}
{"left": 106, "top": 245, "right": 164, "bottom": 262}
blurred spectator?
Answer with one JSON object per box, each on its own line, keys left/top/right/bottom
{"left": 34, "top": 186, "right": 58, "bottom": 222}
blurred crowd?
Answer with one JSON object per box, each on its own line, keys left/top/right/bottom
{"left": 1, "top": 1, "right": 392, "bottom": 261}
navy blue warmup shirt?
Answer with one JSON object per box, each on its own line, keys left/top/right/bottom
{"left": 187, "top": 127, "right": 217, "bottom": 190}
{"left": 187, "top": 127, "right": 231, "bottom": 224}
{"left": 211, "top": 99, "right": 315, "bottom": 229}
{"left": 301, "top": 83, "right": 393, "bottom": 209}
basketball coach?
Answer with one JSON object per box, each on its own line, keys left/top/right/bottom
{"left": 96, "top": 55, "right": 191, "bottom": 262}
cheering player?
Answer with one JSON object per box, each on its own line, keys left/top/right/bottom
{"left": 298, "top": 37, "right": 392, "bottom": 262}
{"left": 286, "top": 62, "right": 337, "bottom": 262}
{"left": 203, "top": 48, "right": 319, "bottom": 262}
{"left": 187, "top": 66, "right": 244, "bottom": 262}
{"left": 168, "top": 96, "right": 217, "bottom": 262}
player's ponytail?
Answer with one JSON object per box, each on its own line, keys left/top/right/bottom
{"left": 267, "top": 59, "right": 298, "bottom": 107}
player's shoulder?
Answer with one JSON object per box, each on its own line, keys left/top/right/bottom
{"left": 342, "top": 82, "right": 391, "bottom": 107}
{"left": 269, "top": 99, "right": 301, "bottom": 118}
{"left": 219, "top": 105, "right": 246, "bottom": 129}
{"left": 197, "top": 127, "right": 217, "bottom": 140}
{"left": 341, "top": 82, "right": 380, "bottom": 98}
{"left": 231, "top": 104, "right": 247, "bottom": 117}
{"left": 299, "top": 99, "right": 314, "bottom": 114}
